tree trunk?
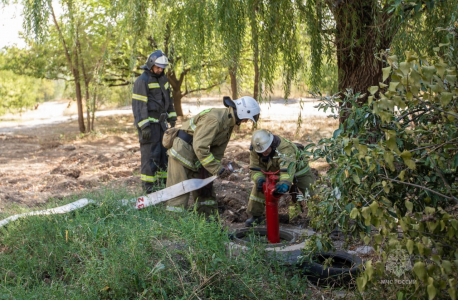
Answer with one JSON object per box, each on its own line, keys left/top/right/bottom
{"left": 334, "top": 2, "right": 391, "bottom": 93}
{"left": 253, "top": 52, "right": 260, "bottom": 101}
{"left": 49, "top": 1, "right": 85, "bottom": 133}
{"left": 91, "top": 83, "right": 98, "bottom": 131}
{"left": 172, "top": 89, "right": 184, "bottom": 116}
{"left": 167, "top": 66, "right": 226, "bottom": 117}
{"left": 77, "top": 27, "right": 91, "bottom": 133}
{"left": 229, "top": 65, "right": 238, "bottom": 100}
{"left": 250, "top": 0, "right": 260, "bottom": 101}
{"left": 73, "top": 47, "right": 86, "bottom": 133}
{"left": 167, "top": 70, "right": 184, "bottom": 116}
{"left": 332, "top": 0, "right": 395, "bottom": 122}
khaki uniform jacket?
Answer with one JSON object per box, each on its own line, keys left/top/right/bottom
{"left": 249, "top": 137, "right": 311, "bottom": 186}
{"left": 168, "top": 107, "right": 236, "bottom": 175}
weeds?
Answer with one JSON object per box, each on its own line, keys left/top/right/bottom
{"left": 0, "top": 187, "right": 310, "bottom": 299}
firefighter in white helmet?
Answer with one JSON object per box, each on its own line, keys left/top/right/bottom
{"left": 165, "top": 96, "right": 261, "bottom": 216}
{"left": 245, "top": 129, "right": 316, "bottom": 227}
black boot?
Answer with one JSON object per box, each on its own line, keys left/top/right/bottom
{"left": 245, "top": 216, "right": 265, "bottom": 227}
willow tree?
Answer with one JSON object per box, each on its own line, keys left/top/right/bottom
{"left": 12, "top": 0, "right": 149, "bottom": 133}
{"left": 164, "top": 0, "right": 228, "bottom": 116}
{"left": 213, "top": 0, "right": 304, "bottom": 101}
{"left": 97, "top": 0, "right": 229, "bottom": 116}
{"left": 303, "top": 0, "right": 458, "bottom": 97}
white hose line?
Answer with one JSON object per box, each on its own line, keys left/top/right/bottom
{"left": 0, "top": 198, "right": 95, "bottom": 228}
{"left": 0, "top": 176, "right": 218, "bottom": 228}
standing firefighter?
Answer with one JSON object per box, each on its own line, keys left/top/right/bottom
{"left": 165, "top": 96, "right": 261, "bottom": 216}
{"left": 245, "top": 129, "right": 316, "bottom": 227}
{"left": 132, "top": 50, "right": 177, "bottom": 194}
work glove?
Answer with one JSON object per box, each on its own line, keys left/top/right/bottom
{"left": 141, "top": 126, "right": 151, "bottom": 140}
{"left": 218, "top": 167, "right": 232, "bottom": 179}
{"left": 256, "top": 178, "right": 266, "bottom": 192}
{"left": 170, "top": 121, "right": 176, "bottom": 128}
{"left": 274, "top": 183, "right": 289, "bottom": 194}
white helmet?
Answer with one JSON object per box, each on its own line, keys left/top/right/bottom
{"left": 233, "top": 96, "right": 260, "bottom": 123}
{"left": 142, "top": 50, "right": 169, "bottom": 70}
{"left": 251, "top": 129, "right": 274, "bottom": 153}
{"left": 154, "top": 55, "right": 169, "bottom": 69}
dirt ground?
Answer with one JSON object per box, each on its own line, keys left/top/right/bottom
{"left": 0, "top": 99, "right": 338, "bottom": 228}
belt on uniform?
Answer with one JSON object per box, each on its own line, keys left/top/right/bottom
{"left": 178, "top": 130, "right": 193, "bottom": 145}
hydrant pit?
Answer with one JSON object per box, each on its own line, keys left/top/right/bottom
{"left": 230, "top": 227, "right": 296, "bottom": 247}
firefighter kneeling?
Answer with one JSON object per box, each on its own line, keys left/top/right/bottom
{"left": 246, "top": 129, "right": 316, "bottom": 227}
{"left": 165, "top": 96, "right": 261, "bottom": 217}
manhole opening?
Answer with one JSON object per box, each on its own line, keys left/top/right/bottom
{"left": 231, "top": 227, "right": 296, "bottom": 246}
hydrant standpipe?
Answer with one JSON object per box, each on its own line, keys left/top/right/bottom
{"left": 250, "top": 167, "right": 286, "bottom": 244}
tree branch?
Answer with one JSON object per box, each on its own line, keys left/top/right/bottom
{"left": 415, "top": 96, "right": 458, "bottom": 118}
{"left": 107, "top": 81, "right": 132, "bottom": 87}
{"left": 183, "top": 79, "right": 226, "bottom": 97}
{"left": 379, "top": 175, "right": 458, "bottom": 204}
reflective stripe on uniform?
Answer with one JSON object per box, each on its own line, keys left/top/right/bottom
{"left": 164, "top": 82, "right": 169, "bottom": 89}
{"left": 197, "top": 200, "right": 217, "bottom": 206}
{"left": 189, "top": 118, "right": 196, "bottom": 131}
{"left": 133, "top": 94, "right": 147, "bottom": 102}
{"left": 170, "top": 148, "right": 195, "bottom": 169}
{"left": 195, "top": 161, "right": 202, "bottom": 168}
{"left": 148, "top": 83, "right": 160, "bottom": 89}
{"left": 166, "top": 206, "right": 185, "bottom": 212}
{"left": 252, "top": 172, "right": 264, "bottom": 181}
{"left": 199, "top": 109, "right": 211, "bottom": 115}
{"left": 157, "top": 171, "right": 167, "bottom": 178}
{"left": 280, "top": 174, "right": 291, "bottom": 181}
{"left": 201, "top": 154, "right": 215, "bottom": 166}
{"left": 141, "top": 174, "right": 157, "bottom": 182}
{"left": 168, "top": 112, "right": 177, "bottom": 118}
{"left": 295, "top": 165, "right": 310, "bottom": 177}
{"left": 249, "top": 194, "right": 265, "bottom": 204}
{"left": 138, "top": 119, "right": 149, "bottom": 127}
{"left": 148, "top": 117, "right": 159, "bottom": 122}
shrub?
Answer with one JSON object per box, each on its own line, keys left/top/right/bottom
{"left": 306, "top": 47, "right": 458, "bottom": 299}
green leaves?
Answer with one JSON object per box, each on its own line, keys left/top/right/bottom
{"left": 368, "top": 86, "right": 379, "bottom": 95}
{"left": 422, "top": 66, "right": 436, "bottom": 81}
{"left": 350, "top": 208, "right": 360, "bottom": 219}
{"left": 427, "top": 277, "right": 437, "bottom": 300}
{"left": 400, "top": 62, "right": 410, "bottom": 76}
{"left": 0, "top": 70, "right": 48, "bottom": 115}
{"left": 382, "top": 66, "right": 391, "bottom": 82}
{"left": 414, "top": 261, "right": 426, "bottom": 281}
{"left": 352, "top": 174, "right": 361, "bottom": 184}
{"left": 440, "top": 92, "right": 453, "bottom": 107}
{"left": 389, "top": 81, "right": 400, "bottom": 92}
{"left": 400, "top": 150, "right": 416, "bottom": 170}
{"left": 309, "top": 50, "right": 458, "bottom": 300}
{"left": 405, "top": 200, "right": 413, "bottom": 212}
{"left": 384, "top": 151, "right": 395, "bottom": 171}
{"left": 356, "top": 274, "right": 367, "bottom": 293}
{"left": 406, "top": 239, "right": 414, "bottom": 254}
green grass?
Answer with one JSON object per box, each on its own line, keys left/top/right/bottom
{"left": 0, "top": 187, "right": 311, "bottom": 299}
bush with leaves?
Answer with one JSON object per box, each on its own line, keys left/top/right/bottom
{"left": 304, "top": 47, "right": 457, "bottom": 299}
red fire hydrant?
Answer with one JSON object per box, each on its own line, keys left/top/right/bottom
{"left": 250, "top": 167, "right": 285, "bottom": 244}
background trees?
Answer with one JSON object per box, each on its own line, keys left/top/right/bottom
{"left": 1, "top": 0, "right": 457, "bottom": 126}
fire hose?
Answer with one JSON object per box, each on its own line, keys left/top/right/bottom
{"left": 0, "top": 176, "right": 217, "bottom": 228}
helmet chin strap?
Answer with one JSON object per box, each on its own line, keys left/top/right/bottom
{"left": 234, "top": 109, "right": 243, "bottom": 125}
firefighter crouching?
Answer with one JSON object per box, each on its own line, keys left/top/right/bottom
{"left": 165, "top": 96, "right": 261, "bottom": 216}
{"left": 245, "top": 129, "right": 316, "bottom": 227}
{"left": 132, "top": 50, "right": 177, "bottom": 194}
